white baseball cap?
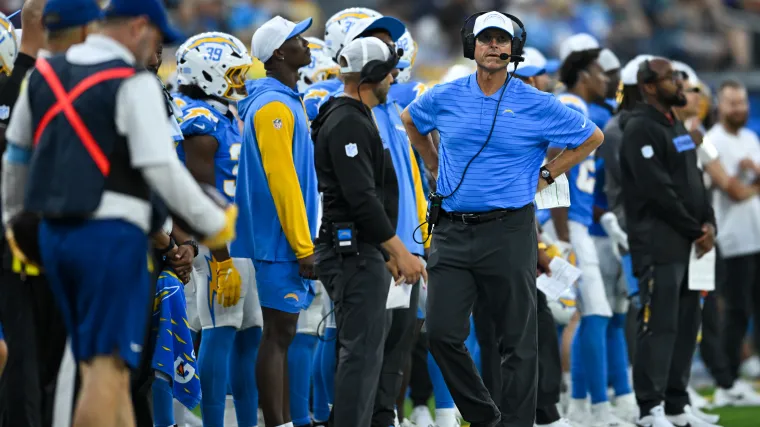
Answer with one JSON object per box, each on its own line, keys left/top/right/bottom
{"left": 558, "top": 33, "right": 600, "bottom": 62}
{"left": 344, "top": 16, "right": 407, "bottom": 45}
{"left": 473, "top": 11, "right": 514, "bottom": 39}
{"left": 251, "top": 16, "right": 313, "bottom": 63}
{"left": 512, "top": 47, "right": 546, "bottom": 77}
{"left": 339, "top": 37, "right": 396, "bottom": 74}
{"left": 671, "top": 60, "right": 699, "bottom": 86}
{"left": 620, "top": 54, "right": 654, "bottom": 85}
{"left": 598, "top": 48, "right": 621, "bottom": 72}
{"left": 441, "top": 63, "right": 475, "bottom": 83}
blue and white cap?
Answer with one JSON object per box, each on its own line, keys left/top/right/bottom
{"left": 251, "top": 16, "right": 313, "bottom": 63}
{"left": 473, "top": 12, "right": 514, "bottom": 38}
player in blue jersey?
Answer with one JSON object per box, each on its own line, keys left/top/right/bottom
{"left": 585, "top": 47, "right": 638, "bottom": 423}
{"left": 173, "top": 32, "right": 263, "bottom": 427}
{"left": 543, "top": 34, "right": 633, "bottom": 427}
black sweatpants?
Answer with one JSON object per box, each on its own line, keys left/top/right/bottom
{"left": 426, "top": 206, "right": 538, "bottom": 427}
{"left": 720, "top": 251, "right": 760, "bottom": 385}
{"left": 373, "top": 279, "right": 420, "bottom": 426}
{"left": 633, "top": 262, "right": 700, "bottom": 417}
{"left": 475, "top": 290, "right": 561, "bottom": 425}
{"left": 316, "top": 243, "right": 392, "bottom": 427}
{"left": 0, "top": 263, "right": 66, "bottom": 427}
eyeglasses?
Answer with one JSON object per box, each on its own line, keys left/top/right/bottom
{"left": 656, "top": 72, "right": 684, "bottom": 83}
{"left": 476, "top": 32, "right": 511, "bottom": 46}
{"left": 684, "top": 87, "right": 701, "bottom": 94}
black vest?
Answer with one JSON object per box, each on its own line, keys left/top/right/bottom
{"left": 24, "top": 55, "right": 150, "bottom": 217}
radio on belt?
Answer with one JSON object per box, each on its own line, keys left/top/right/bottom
{"left": 332, "top": 222, "right": 358, "bottom": 254}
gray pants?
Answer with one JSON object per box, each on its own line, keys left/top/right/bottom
{"left": 426, "top": 206, "right": 538, "bottom": 427}
{"left": 315, "top": 243, "right": 392, "bottom": 427}
{"left": 633, "top": 262, "right": 700, "bottom": 417}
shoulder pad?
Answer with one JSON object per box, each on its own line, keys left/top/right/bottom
{"left": 179, "top": 107, "right": 219, "bottom": 136}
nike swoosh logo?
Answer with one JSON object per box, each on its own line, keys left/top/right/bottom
{"left": 194, "top": 123, "right": 206, "bottom": 130}
{"left": 581, "top": 119, "right": 587, "bottom": 128}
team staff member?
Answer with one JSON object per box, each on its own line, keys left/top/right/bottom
{"left": 619, "top": 58, "right": 716, "bottom": 427}
{"left": 311, "top": 37, "right": 425, "bottom": 427}
{"left": 1, "top": 1, "right": 237, "bottom": 426}
{"left": 232, "top": 15, "right": 318, "bottom": 427}
{"left": 402, "top": 11, "right": 603, "bottom": 427}
{"left": 0, "top": 2, "right": 96, "bottom": 426}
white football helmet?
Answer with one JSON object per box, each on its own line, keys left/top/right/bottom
{"left": 395, "top": 30, "right": 417, "bottom": 83}
{"left": 175, "top": 32, "right": 252, "bottom": 101}
{"left": 298, "top": 37, "right": 339, "bottom": 93}
{"left": 324, "top": 7, "right": 381, "bottom": 61}
{"left": 0, "top": 13, "right": 18, "bottom": 76}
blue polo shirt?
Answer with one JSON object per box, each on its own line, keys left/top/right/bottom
{"left": 407, "top": 74, "right": 597, "bottom": 213}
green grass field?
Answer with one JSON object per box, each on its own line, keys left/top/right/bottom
{"left": 190, "top": 387, "right": 760, "bottom": 426}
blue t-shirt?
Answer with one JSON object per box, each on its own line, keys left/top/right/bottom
{"left": 407, "top": 74, "right": 597, "bottom": 213}
{"left": 173, "top": 94, "right": 241, "bottom": 203}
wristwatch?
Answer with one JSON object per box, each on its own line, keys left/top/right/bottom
{"left": 539, "top": 166, "right": 554, "bottom": 185}
{"left": 181, "top": 240, "right": 199, "bottom": 258}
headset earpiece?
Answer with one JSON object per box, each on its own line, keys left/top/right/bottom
{"left": 359, "top": 44, "right": 401, "bottom": 85}
{"left": 638, "top": 59, "right": 657, "bottom": 84}
{"left": 460, "top": 11, "right": 527, "bottom": 62}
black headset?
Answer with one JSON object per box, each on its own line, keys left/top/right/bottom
{"left": 638, "top": 59, "right": 658, "bottom": 84}
{"left": 460, "top": 11, "right": 526, "bottom": 63}
{"left": 359, "top": 44, "right": 404, "bottom": 85}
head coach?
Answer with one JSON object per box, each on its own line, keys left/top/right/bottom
{"left": 619, "top": 58, "right": 716, "bottom": 426}
{"left": 401, "top": 10, "right": 603, "bottom": 427}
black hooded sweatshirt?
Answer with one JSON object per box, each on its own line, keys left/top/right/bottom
{"left": 619, "top": 102, "right": 715, "bottom": 276}
{"left": 311, "top": 95, "right": 399, "bottom": 246}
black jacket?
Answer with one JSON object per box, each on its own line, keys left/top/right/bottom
{"left": 311, "top": 96, "right": 399, "bottom": 245}
{"left": 619, "top": 102, "right": 715, "bottom": 275}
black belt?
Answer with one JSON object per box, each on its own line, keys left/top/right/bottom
{"left": 443, "top": 208, "right": 518, "bottom": 225}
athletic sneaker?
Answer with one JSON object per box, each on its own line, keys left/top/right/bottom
{"left": 613, "top": 393, "right": 638, "bottom": 423}
{"left": 636, "top": 405, "right": 674, "bottom": 427}
{"left": 589, "top": 402, "right": 635, "bottom": 427}
{"left": 684, "top": 404, "right": 720, "bottom": 424}
{"left": 712, "top": 379, "right": 760, "bottom": 407}
{"left": 410, "top": 405, "right": 435, "bottom": 427}
{"left": 687, "top": 385, "right": 709, "bottom": 409}
{"left": 536, "top": 419, "right": 575, "bottom": 427}
{"left": 435, "top": 408, "right": 459, "bottom": 427}
{"left": 565, "top": 398, "right": 591, "bottom": 426}
{"left": 666, "top": 410, "right": 722, "bottom": 427}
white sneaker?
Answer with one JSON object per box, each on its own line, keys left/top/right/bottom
{"left": 394, "top": 409, "right": 401, "bottom": 427}
{"left": 636, "top": 405, "right": 675, "bottom": 427}
{"left": 536, "top": 419, "right": 575, "bottom": 427}
{"left": 559, "top": 391, "right": 570, "bottom": 417}
{"left": 410, "top": 405, "right": 435, "bottom": 427}
{"left": 434, "top": 408, "right": 459, "bottom": 427}
{"left": 740, "top": 355, "right": 760, "bottom": 379}
{"left": 687, "top": 385, "right": 709, "bottom": 409}
{"left": 565, "top": 398, "right": 591, "bottom": 425}
{"left": 684, "top": 404, "right": 720, "bottom": 425}
{"left": 258, "top": 408, "right": 266, "bottom": 427}
{"left": 589, "top": 401, "right": 635, "bottom": 427}
{"left": 666, "top": 410, "right": 722, "bottom": 427}
{"left": 613, "top": 393, "right": 639, "bottom": 424}
{"left": 712, "top": 379, "right": 760, "bottom": 407}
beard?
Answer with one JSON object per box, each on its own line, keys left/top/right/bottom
{"left": 659, "top": 87, "right": 687, "bottom": 108}
{"left": 726, "top": 113, "right": 748, "bottom": 129}
{"left": 373, "top": 84, "right": 389, "bottom": 104}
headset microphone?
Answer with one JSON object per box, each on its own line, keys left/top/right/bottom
{"left": 499, "top": 53, "right": 524, "bottom": 62}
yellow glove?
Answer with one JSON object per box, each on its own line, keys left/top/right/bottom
{"left": 5, "top": 228, "right": 39, "bottom": 268}
{"left": 201, "top": 205, "right": 238, "bottom": 250}
{"left": 214, "top": 258, "right": 242, "bottom": 308}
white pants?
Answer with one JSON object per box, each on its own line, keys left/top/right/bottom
{"left": 592, "top": 236, "right": 630, "bottom": 314}
{"left": 543, "top": 219, "right": 612, "bottom": 317}
{"left": 194, "top": 246, "right": 263, "bottom": 330}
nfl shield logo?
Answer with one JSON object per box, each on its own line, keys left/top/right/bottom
{"left": 0, "top": 106, "right": 9, "bottom": 120}
{"left": 345, "top": 143, "right": 358, "bottom": 158}
{"left": 273, "top": 118, "right": 282, "bottom": 130}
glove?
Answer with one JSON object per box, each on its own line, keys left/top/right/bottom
{"left": 600, "top": 212, "right": 629, "bottom": 252}
{"left": 201, "top": 205, "right": 238, "bottom": 250}
{"left": 214, "top": 258, "right": 242, "bottom": 307}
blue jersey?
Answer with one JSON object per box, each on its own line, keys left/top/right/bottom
{"left": 587, "top": 98, "right": 617, "bottom": 130}
{"left": 390, "top": 81, "right": 429, "bottom": 110}
{"left": 553, "top": 93, "right": 596, "bottom": 227}
{"left": 303, "top": 79, "right": 343, "bottom": 121}
{"left": 173, "top": 94, "right": 241, "bottom": 204}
